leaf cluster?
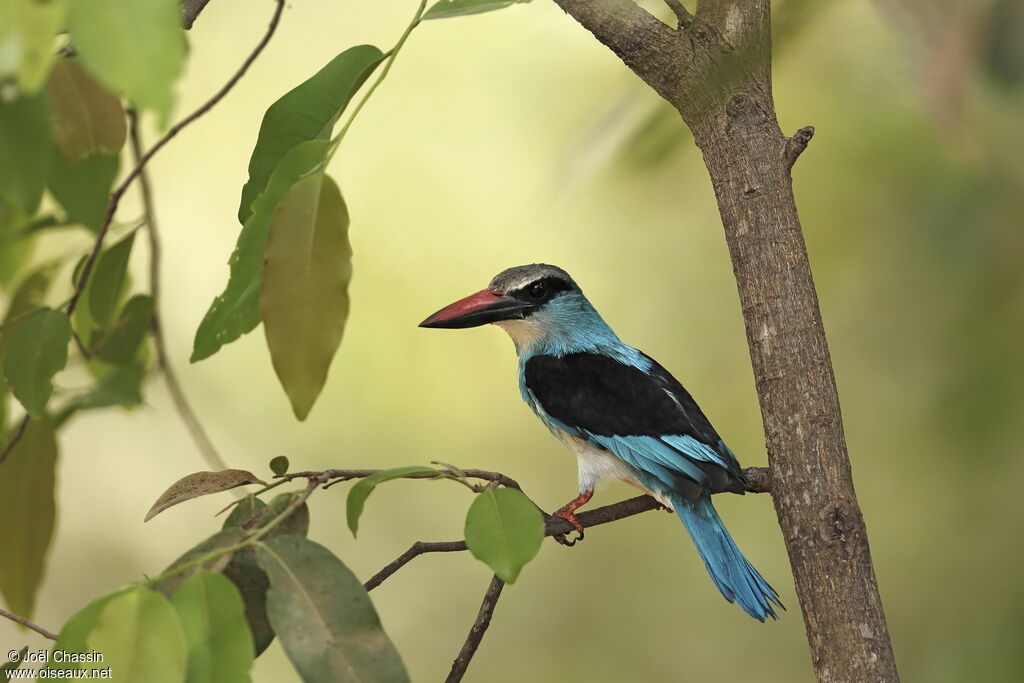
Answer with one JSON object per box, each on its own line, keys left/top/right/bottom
{"left": 1, "top": 1, "right": 542, "bottom": 681}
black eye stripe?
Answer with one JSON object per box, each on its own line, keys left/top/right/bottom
{"left": 510, "top": 276, "right": 573, "bottom": 302}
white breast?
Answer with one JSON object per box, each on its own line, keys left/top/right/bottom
{"left": 556, "top": 431, "right": 674, "bottom": 508}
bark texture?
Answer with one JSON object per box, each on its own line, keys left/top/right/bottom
{"left": 552, "top": 1, "right": 899, "bottom": 681}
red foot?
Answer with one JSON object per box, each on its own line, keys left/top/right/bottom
{"left": 552, "top": 490, "right": 593, "bottom": 546}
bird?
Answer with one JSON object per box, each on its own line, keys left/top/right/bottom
{"left": 419, "top": 263, "right": 783, "bottom": 621}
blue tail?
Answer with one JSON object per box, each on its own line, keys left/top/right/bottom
{"left": 672, "top": 493, "right": 784, "bottom": 621}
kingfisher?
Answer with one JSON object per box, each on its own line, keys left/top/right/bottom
{"left": 420, "top": 264, "right": 782, "bottom": 621}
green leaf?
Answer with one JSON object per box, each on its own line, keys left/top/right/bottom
{"left": 86, "top": 231, "right": 135, "bottom": 328}
{"left": 237, "top": 45, "right": 384, "bottom": 224}
{"left": 86, "top": 587, "right": 187, "bottom": 683}
{"left": 47, "top": 58, "right": 127, "bottom": 161}
{"left": 60, "top": 363, "right": 144, "bottom": 422}
{"left": 0, "top": 417, "right": 58, "bottom": 618}
{"left": 222, "top": 556, "right": 274, "bottom": 657}
{"left": 1, "top": 263, "right": 57, "bottom": 344}
{"left": 94, "top": 294, "right": 153, "bottom": 364}
{"left": 171, "top": 572, "right": 254, "bottom": 683}
{"left": 1, "top": 647, "right": 27, "bottom": 673}
{"left": 222, "top": 494, "right": 268, "bottom": 530}
{"left": 259, "top": 492, "right": 310, "bottom": 538}
{"left": 0, "top": 0, "right": 66, "bottom": 93}
{"left": 0, "top": 90, "right": 51, "bottom": 215}
{"left": 256, "top": 536, "right": 409, "bottom": 683}
{"left": 3, "top": 308, "right": 71, "bottom": 417}
{"left": 219, "top": 491, "right": 307, "bottom": 658}
{"left": 146, "top": 469, "right": 268, "bottom": 522}
{"left": 0, "top": 263, "right": 58, "bottom": 435}
{"left": 346, "top": 466, "right": 440, "bottom": 537}
{"left": 151, "top": 528, "right": 247, "bottom": 598}
{"left": 423, "top": 0, "right": 533, "bottom": 20}
{"left": 269, "top": 455, "right": 289, "bottom": 476}
{"left": 261, "top": 172, "right": 350, "bottom": 420}
{"left": 464, "top": 487, "right": 543, "bottom": 584}
{"left": 66, "top": 0, "right": 184, "bottom": 124}
{"left": 191, "top": 139, "right": 330, "bottom": 363}
{"left": 48, "top": 151, "right": 119, "bottom": 233}
{"left": 0, "top": 202, "right": 35, "bottom": 287}
{"left": 46, "top": 589, "right": 131, "bottom": 672}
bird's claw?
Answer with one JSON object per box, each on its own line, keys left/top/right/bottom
{"left": 551, "top": 491, "right": 592, "bottom": 547}
{"left": 552, "top": 513, "right": 585, "bottom": 547}
{"left": 553, "top": 529, "right": 584, "bottom": 547}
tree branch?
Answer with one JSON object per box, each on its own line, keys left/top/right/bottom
{"left": 362, "top": 466, "right": 768, "bottom": 591}
{"left": 128, "top": 113, "right": 227, "bottom": 471}
{"left": 364, "top": 540, "right": 468, "bottom": 592}
{"left": 65, "top": 0, "right": 286, "bottom": 318}
{"left": 445, "top": 575, "right": 505, "bottom": 683}
{"left": 0, "top": 606, "right": 58, "bottom": 641}
{"left": 551, "top": 0, "right": 685, "bottom": 102}
{"left": 361, "top": 496, "right": 664, "bottom": 592}
{"left": 552, "top": 0, "right": 899, "bottom": 680}
{"left": 329, "top": 461, "right": 760, "bottom": 683}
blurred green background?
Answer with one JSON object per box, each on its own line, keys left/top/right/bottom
{"left": 3, "top": 0, "right": 1023, "bottom": 680}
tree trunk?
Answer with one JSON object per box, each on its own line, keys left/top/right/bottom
{"left": 552, "top": 1, "right": 899, "bottom": 681}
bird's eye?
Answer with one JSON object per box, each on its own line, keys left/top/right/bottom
{"left": 528, "top": 281, "right": 549, "bottom": 301}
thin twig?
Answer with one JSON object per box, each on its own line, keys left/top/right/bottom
{"left": 362, "top": 465, "right": 770, "bottom": 590}
{"left": 545, "top": 494, "right": 663, "bottom": 535}
{"left": 364, "top": 498, "right": 662, "bottom": 592}
{"left": 129, "top": 113, "right": 226, "bottom": 471}
{"left": 71, "top": 330, "right": 91, "bottom": 358}
{"left": 364, "top": 540, "right": 468, "bottom": 592}
{"left": 0, "top": 606, "right": 58, "bottom": 641}
{"left": 65, "top": 0, "right": 286, "bottom": 317}
{"left": 289, "top": 466, "right": 765, "bottom": 495}
{"left": 326, "top": 0, "right": 427, "bottom": 159}
{"left": 664, "top": 0, "right": 694, "bottom": 27}
{"left": 286, "top": 468, "right": 524, "bottom": 491}
{"left": 362, "top": 498, "right": 664, "bottom": 592}
{"left": 0, "top": 414, "right": 29, "bottom": 465}
{"left": 445, "top": 575, "right": 505, "bottom": 683}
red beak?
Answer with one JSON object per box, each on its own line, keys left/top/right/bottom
{"left": 419, "top": 288, "right": 533, "bottom": 329}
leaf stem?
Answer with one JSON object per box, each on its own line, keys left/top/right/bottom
{"left": 327, "top": 0, "right": 428, "bottom": 160}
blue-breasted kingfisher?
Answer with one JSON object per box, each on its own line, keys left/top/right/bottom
{"left": 420, "top": 264, "right": 783, "bottom": 621}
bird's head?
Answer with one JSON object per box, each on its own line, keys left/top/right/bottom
{"left": 419, "top": 264, "right": 616, "bottom": 355}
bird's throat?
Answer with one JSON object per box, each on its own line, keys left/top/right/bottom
{"left": 493, "top": 319, "right": 543, "bottom": 356}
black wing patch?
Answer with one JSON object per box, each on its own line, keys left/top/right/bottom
{"left": 524, "top": 352, "right": 721, "bottom": 442}
{"left": 524, "top": 352, "right": 744, "bottom": 495}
